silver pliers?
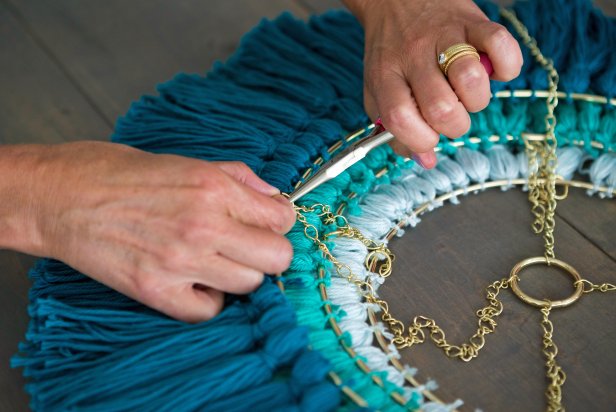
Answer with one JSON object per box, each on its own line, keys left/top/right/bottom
{"left": 288, "top": 123, "right": 393, "bottom": 203}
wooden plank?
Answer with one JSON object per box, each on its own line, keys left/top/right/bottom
{"left": 0, "top": 3, "right": 114, "bottom": 409}
{"left": 557, "top": 187, "right": 616, "bottom": 260}
{"left": 298, "top": 0, "right": 615, "bottom": 16}
{"left": 6, "top": 0, "right": 310, "bottom": 125}
{"left": 595, "top": 0, "right": 616, "bottom": 16}
{"left": 0, "top": 251, "right": 35, "bottom": 412}
{"left": 380, "top": 187, "right": 615, "bottom": 411}
{"left": 0, "top": 2, "right": 112, "bottom": 144}
{"left": 295, "top": 0, "right": 343, "bottom": 14}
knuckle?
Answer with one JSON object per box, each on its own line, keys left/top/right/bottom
{"left": 485, "top": 23, "right": 523, "bottom": 79}
{"left": 486, "top": 23, "right": 512, "bottom": 49}
{"left": 160, "top": 245, "right": 189, "bottom": 272}
{"left": 365, "top": 56, "right": 402, "bottom": 89}
{"left": 365, "top": 64, "right": 389, "bottom": 90}
{"left": 242, "top": 270, "right": 265, "bottom": 291}
{"left": 423, "top": 99, "right": 457, "bottom": 126}
{"left": 383, "top": 105, "right": 415, "bottom": 134}
{"left": 192, "top": 165, "right": 229, "bottom": 194}
{"left": 183, "top": 163, "right": 214, "bottom": 187}
{"left": 134, "top": 273, "right": 164, "bottom": 304}
{"left": 227, "top": 161, "right": 253, "bottom": 177}
{"left": 457, "top": 64, "right": 485, "bottom": 91}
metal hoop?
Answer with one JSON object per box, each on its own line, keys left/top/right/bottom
{"left": 509, "top": 257, "right": 584, "bottom": 308}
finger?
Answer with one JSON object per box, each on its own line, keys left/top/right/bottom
{"left": 412, "top": 150, "right": 437, "bottom": 170}
{"left": 367, "top": 68, "right": 440, "bottom": 154}
{"left": 169, "top": 285, "right": 225, "bottom": 323}
{"left": 467, "top": 21, "right": 523, "bottom": 82}
{"left": 214, "top": 218, "right": 294, "bottom": 275}
{"left": 407, "top": 47, "right": 471, "bottom": 139}
{"left": 479, "top": 52, "right": 494, "bottom": 77}
{"left": 363, "top": 85, "right": 379, "bottom": 121}
{"left": 445, "top": 52, "right": 491, "bottom": 113}
{"left": 225, "top": 182, "right": 297, "bottom": 235}
{"left": 215, "top": 161, "right": 280, "bottom": 196}
{"left": 194, "top": 253, "right": 266, "bottom": 294}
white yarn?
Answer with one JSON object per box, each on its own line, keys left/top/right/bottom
{"left": 436, "top": 154, "right": 470, "bottom": 189}
{"left": 589, "top": 152, "right": 616, "bottom": 197}
{"left": 399, "top": 176, "right": 437, "bottom": 205}
{"left": 411, "top": 166, "right": 454, "bottom": 195}
{"left": 338, "top": 318, "right": 374, "bottom": 346}
{"left": 486, "top": 144, "right": 520, "bottom": 189}
{"left": 516, "top": 151, "right": 530, "bottom": 179}
{"left": 555, "top": 147, "right": 584, "bottom": 180}
{"left": 348, "top": 211, "right": 393, "bottom": 239}
{"left": 423, "top": 399, "right": 465, "bottom": 412}
{"left": 454, "top": 147, "right": 491, "bottom": 184}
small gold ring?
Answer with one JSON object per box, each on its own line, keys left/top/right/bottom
{"left": 509, "top": 256, "right": 584, "bottom": 309}
{"left": 437, "top": 43, "right": 480, "bottom": 76}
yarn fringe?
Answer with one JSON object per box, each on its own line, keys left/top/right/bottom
{"left": 12, "top": 1, "right": 615, "bottom": 411}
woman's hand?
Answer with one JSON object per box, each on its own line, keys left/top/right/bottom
{"left": 9, "top": 142, "right": 296, "bottom": 323}
{"left": 344, "top": 0, "right": 523, "bottom": 168}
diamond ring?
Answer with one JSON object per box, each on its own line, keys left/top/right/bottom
{"left": 437, "top": 43, "right": 480, "bottom": 76}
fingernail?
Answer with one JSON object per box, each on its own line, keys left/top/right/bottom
{"left": 263, "top": 184, "right": 281, "bottom": 197}
{"left": 412, "top": 154, "right": 426, "bottom": 169}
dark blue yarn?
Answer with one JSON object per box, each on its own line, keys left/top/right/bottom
{"left": 12, "top": 2, "right": 615, "bottom": 411}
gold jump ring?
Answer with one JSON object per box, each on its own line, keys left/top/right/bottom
{"left": 509, "top": 256, "right": 584, "bottom": 309}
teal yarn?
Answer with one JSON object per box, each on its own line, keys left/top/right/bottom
{"left": 12, "top": 1, "right": 615, "bottom": 411}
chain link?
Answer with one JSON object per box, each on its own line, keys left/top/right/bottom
{"left": 500, "top": 8, "right": 562, "bottom": 262}
{"left": 293, "top": 203, "right": 511, "bottom": 362}
{"left": 575, "top": 279, "right": 616, "bottom": 294}
{"left": 540, "top": 304, "right": 566, "bottom": 412}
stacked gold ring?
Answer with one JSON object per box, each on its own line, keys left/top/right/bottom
{"left": 437, "top": 43, "right": 480, "bottom": 76}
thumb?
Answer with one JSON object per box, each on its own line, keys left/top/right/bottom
{"left": 215, "top": 161, "right": 280, "bottom": 196}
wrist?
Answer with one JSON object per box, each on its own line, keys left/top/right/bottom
{"left": 0, "top": 144, "right": 58, "bottom": 256}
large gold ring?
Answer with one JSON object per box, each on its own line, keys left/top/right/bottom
{"left": 437, "top": 43, "right": 480, "bottom": 76}
{"left": 509, "top": 256, "right": 584, "bottom": 309}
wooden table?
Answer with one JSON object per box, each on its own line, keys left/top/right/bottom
{"left": 1, "top": 1, "right": 614, "bottom": 411}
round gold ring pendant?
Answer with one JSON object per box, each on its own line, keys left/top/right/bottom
{"left": 510, "top": 256, "right": 583, "bottom": 308}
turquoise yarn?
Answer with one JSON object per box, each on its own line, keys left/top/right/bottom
{"left": 12, "top": 1, "right": 615, "bottom": 411}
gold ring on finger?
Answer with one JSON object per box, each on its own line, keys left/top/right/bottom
{"left": 437, "top": 43, "right": 480, "bottom": 76}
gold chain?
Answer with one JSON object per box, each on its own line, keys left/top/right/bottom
{"left": 291, "top": 8, "right": 615, "bottom": 412}
{"left": 500, "top": 8, "right": 561, "bottom": 262}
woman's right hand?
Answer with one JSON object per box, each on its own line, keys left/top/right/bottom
{"left": 9, "top": 142, "right": 296, "bottom": 322}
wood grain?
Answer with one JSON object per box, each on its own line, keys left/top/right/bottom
{"left": 0, "top": 251, "right": 34, "bottom": 412}
{"left": 0, "top": 2, "right": 112, "bottom": 145}
{"left": 5, "top": 0, "right": 310, "bottom": 125}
